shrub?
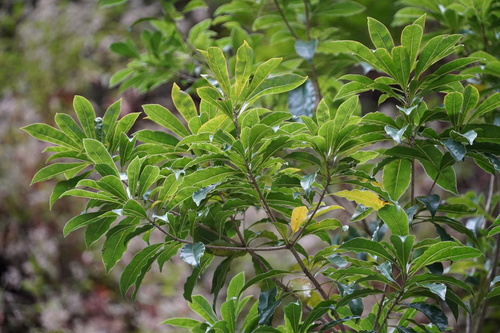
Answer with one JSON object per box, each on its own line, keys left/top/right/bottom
{"left": 23, "top": 0, "right": 500, "bottom": 332}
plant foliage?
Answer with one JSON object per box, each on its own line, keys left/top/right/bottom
{"left": 23, "top": 0, "right": 500, "bottom": 332}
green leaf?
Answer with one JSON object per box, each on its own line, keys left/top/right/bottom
{"left": 247, "top": 74, "right": 307, "bottom": 104}
{"left": 486, "top": 287, "right": 500, "bottom": 299}
{"left": 93, "top": 177, "right": 126, "bottom": 204}
{"left": 246, "top": 58, "right": 282, "bottom": 100}
{"left": 405, "top": 302, "right": 448, "bottom": 331}
{"left": 160, "top": 317, "right": 202, "bottom": 328}
{"left": 83, "top": 139, "right": 118, "bottom": 175}
{"left": 468, "top": 92, "right": 500, "bottom": 122}
{"left": 157, "top": 242, "right": 182, "bottom": 271}
{"left": 165, "top": 167, "right": 235, "bottom": 210}
{"left": 98, "top": 0, "right": 128, "bottom": 7}
{"left": 50, "top": 171, "right": 92, "bottom": 209}
{"left": 418, "top": 145, "right": 458, "bottom": 194}
{"left": 378, "top": 205, "right": 409, "bottom": 236}
{"left": 143, "top": 104, "right": 190, "bottom": 138}
{"left": 119, "top": 243, "right": 163, "bottom": 299}
{"left": 123, "top": 199, "right": 147, "bottom": 219}
{"left": 319, "top": 40, "right": 380, "bottom": 70}
{"left": 240, "top": 270, "right": 289, "bottom": 294}
{"left": 31, "top": 162, "right": 89, "bottom": 184}
{"left": 391, "top": 46, "right": 411, "bottom": 87}
{"left": 180, "top": 242, "right": 205, "bottom": 269}
{"left": 22, "top": 123, "right": 80, "bottom": 149}
{"left": 258, "top": 287, "right": 281, "bottom": 326}
{"left": 383, "top": 159, "right": 411, "bottom": 201}
{"left": 318, "top": 1, "right": 365, "bottom": 16}
{"left": 189, "top": 294, "right": 219, "bottom": 324}
{"left": 336, "top": 288, "right": 384, "bottom": 307}
{"left": 119, "top": 133, "right": 136, "bottom": 166}
{"left": 110, "top": 68, "right": 134, "bottom": 87}
{"left": 135, "top": 129, "right": 179, "bottom": 146}
{"left": 84, "top": 216, "right": 115, "bottom": 249}
{"left": 444, "top": 92, "right": 463, "bottom": 128}
{"left": 183, "top": 256, "right": 213, "bottom": 303}
{"left": 62, "top": 189, "right": 121, "bottom": 204}
{"left": 109, "top": 112, "right": 140, "bottom": 152}
{"left": 416, "top": 194, "right": 440, "bottom": 217}
{"left": 211, "top": 255, "right": 235, "bottom": 307}
{"left": 396, "top": 326, "right": 417, "bottom": 333}
{"left": 368, "top": 17, "right": 394, "bottom": 51}
{"left": 233, "top": 41, "right": 254, "bottom": 102}
{"left": 205, "top": 47, "right": 231, "bottom": 97}
{"left": 172, "top": 83, "right": 198, "bottom": 122}
{"left": 443, "top": 139, "right": 466, "bottom": 162}
{"left": 301, "top": 300, "right": 336, "bottom": 330}
{"left": 102, "top": 222, "right": 138, "bottom": 273}
{"left": 339, "top": 238, "right": 395, "bottom": 263}
{"left": 401, "top": 24, "right": 423, "bottom": 66}
{"left": 127, "top": 157, "right": 142, "bottom": 198}
{"left": 197, "top": 87, "right": 233, "bottom": 118}
{"left": 390, "top": 235, "right": 415, "bottom": 269}
{"left": 220, "top": 299, "right": 237, "bottom": 332}
{"left": 385, "top": 124, "right": 408, "bottom": 144}
{"left": 420, "top": 283, "right": 447, "bottom": 301}
{"left": 54, "top": 113, "right": 85, "bottom": 145}
{"left": 110, "top": 40, "right": 138, "bottom": 58}
{"left": 295, "top": 39, "right": 317, "bottom": 62}
{"left": 227, "top": 271, "right": 245, "bottom": 301}
{"left": 102, "top": 99, "right": 122, "bottom": 142}
{"left": 407, "top": 273, "right": 473, "bottom": 295}
{"left": 332, "top": 95, "right": 360, "bottom": 130}
{"left": 461, "top": 85, "right": 479, "bottom": 121}
{"left": 284, "top": 301, "right": 301, "bottom": 332}
{"left": 137, "top": 165, "right": 160, "bottom": 199}
{"left": 63, "top": 212, "right": 105, "bottom": 237}
{"left": 73, "top": 96, "right": 97, "bottom": 139}
{"left": 410, "top": 242, "right": 482, "bottom": 275}
{"left": 415, "top": 34, "right": 462, "bottom": 79}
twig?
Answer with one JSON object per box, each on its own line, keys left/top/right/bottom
{"left": 148, "top": 218, "right": 288, "bottom": 252}
{"left": 291, "top": 172, "right": 331, "bottom": 245}
{"left": 273, "top": 0, "right": 299, "bottom": 39}
{"left": 303, "top": 0, "right": 311, "bottom": 41}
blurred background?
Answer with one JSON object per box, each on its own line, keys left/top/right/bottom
{"left": 1, "top": 0, "right": 497, "bottom": 332}
{"left": 0, "top": 1, "right": 199, "bottom": 332}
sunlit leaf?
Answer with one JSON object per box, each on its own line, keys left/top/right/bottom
{"left": 334, "top": 189, "right": 389, "bottom": 210}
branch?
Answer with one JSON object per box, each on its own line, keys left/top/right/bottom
{"left": 273, "top": 0, "right": 300, "bottom": 39}
{"left": 147, "top": 218, "right": 287, "bottom": 252}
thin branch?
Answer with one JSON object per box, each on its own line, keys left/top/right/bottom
{"left": 148, "top": 219, "right": 287, "bottom": 252}
{"left": 310, "top": 62, "right": 323, "bottom": 107}
{"left": 195, "top": 222, "right": 241, "bottom": 245}
{"left": 273, "top": 0, "right": 300, "bottom": 39}
{"left": 373, "top": 287, "right": 388, "bottom": 331}
{"left": 246, "top": 166, "right": 278, "bottom": 223}
{"left": 288, "top": 243, "right": 328, "bottom": 298}
{"left": 303, "top": 0, "right": 311, "bottom": 41}
{"left": 292, "top": 172, "right": 331, "bottom": 245}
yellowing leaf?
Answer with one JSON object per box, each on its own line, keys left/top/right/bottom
{"left": 333, "top": 190, "right": 389, "bottom": 211}
{"left": 291, "top": 206, "right": 308, "bottom": 233}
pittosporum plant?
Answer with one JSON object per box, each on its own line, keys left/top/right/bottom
{"left": 23, "top": 2, "right": 499, "bottom": 332}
